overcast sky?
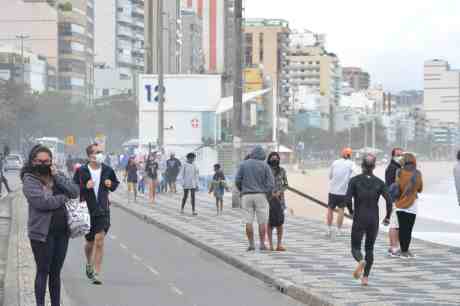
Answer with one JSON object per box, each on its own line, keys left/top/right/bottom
{"left": 244, "top": 0, "right": 460, "bottom": 92}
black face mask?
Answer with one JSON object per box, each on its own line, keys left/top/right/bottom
{"left": 33, "top": 164, "right": 51, "bottom": 176}
{"left": 268, "top": 160, "right": 280, "bottom": 167}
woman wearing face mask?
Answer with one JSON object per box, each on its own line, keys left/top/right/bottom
{"left": 21, "top": 145, "right": 79, "bottom": 306}
{"left": 145, "top": 153, "right": 159, "bottom": 204}
{"left": 267, "top": 152, "right": 288, "bottom": 251}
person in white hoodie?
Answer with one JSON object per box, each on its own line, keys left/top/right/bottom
{"left": 180, "top": 152, "right": 199, "bottom": 215}
{"left": 454, "top": 150, "right": 460, "bottom": 207}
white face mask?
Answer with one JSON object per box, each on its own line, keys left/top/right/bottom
{"left": 95, "top": 153, "right": 105, "bottom": 164}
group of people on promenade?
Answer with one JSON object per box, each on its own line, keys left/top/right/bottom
{"left": 326, "top": 146, "right": 423, "bottom": 286}
{"left": 19, "top": 139, "right": 454, "bottom": 306}
{"left": 122, "top": 151, "right": 182, "bottom": 203}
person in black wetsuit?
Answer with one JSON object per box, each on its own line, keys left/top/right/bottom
{"left": 346, "top": 154, "right": 392, "bottom": 286}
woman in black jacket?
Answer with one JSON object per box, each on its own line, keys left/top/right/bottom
{"left": 21, "top": 145, "right": 79, "bottom": 306}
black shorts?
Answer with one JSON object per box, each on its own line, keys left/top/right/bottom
{"left": 85, "top": 214, "right": 111, "bottom": 242}
{"left": 328, "top": 194, "right": 347, "bottom": 209}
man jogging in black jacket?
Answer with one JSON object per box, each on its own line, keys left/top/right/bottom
{"left": 74, "top": 143, "right": 119, "bottom": 285}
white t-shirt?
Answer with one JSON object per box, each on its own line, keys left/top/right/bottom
{"left": 89, "top": 165, "right": 102, "bottom": 201}
{"left": 396, "top": 198, "right": 418, "bottom": 215}
{"left": 329, "top": 158, "right": 355, "bottom": 196}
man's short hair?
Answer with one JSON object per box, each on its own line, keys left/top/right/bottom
{"left": 86, "top": 143, "right": 98, "bottom": 157}
{"left": 391, "top": 147, "right": 403, "bottom": 157}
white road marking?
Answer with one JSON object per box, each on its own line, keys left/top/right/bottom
{"left": 170, "top": 285, "right": 183, "bottom": 296}
{"left": 145, "top": 265, "right": 160, "bottom": 275}
{"left": 119, "top": 243, "right": 128, "bottom": 250}
{"left": 109, "top": 234, "right": 117, "bottom": 240}
{"left": 132, "top": 254, "right": 141, "bottom": 261}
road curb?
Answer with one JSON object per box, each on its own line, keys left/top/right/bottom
{"left": 112, "top": 200, "right": 335, "bottom": 306}
{"left": 3, "top": 194, "right": 19, "bottom": 306}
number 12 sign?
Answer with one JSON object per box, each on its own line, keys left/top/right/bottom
{"left": 145, "top": 84, "right": 166, "bottom": 103}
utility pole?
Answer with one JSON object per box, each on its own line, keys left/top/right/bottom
{"left": 16, "top": 34, "right": 30, "bottom": 85}
{"left": 364, "top": 121, "right": 368, "bottom": 148}
{"left": 157, "top": 0, "right": 165, "bottom": 149}
{"left": 372, "top": 117, "right": 376, "bottom": 150}
{"left": 232, "top": 0, "right": 243, "bottom": 208}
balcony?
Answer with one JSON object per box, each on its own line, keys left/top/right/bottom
{"left": 132, "top": 5, "right": 144, "bottom": 17}
{"left": 118, "top": 13, "right": 133, "bottom": 25}
{"left": 134, "top": 32, "right": 144, "bottom": 41}
{"left": 117, "top": 26, "right": 133, "bottom": 38}
{"left": 133, "top": 19, "right": 144, "bottom": 29}
{"left": 118, "top": 54, "right": 133, "bottom": 65}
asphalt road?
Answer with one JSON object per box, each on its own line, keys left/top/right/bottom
{"left": 62, "top": 200, "right": 302, "bottom": 306}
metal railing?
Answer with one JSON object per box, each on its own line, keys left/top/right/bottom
{"left": 286, "top": 186, "right": 352, "bottom": 219}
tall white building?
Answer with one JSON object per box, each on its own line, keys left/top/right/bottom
{"left": 94, "top": 0, "right": 145, "bottom": 78}
{"left": 424, "top": 59, "right": 460, "bottom": 125}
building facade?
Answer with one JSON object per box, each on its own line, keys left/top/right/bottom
{"left": 144, "top": 0, "right": 181, "bottom": 74}
{"left": 424, "top": 59, "right": 460, "bottom": 125}
{"left": 180, "top": 9, "right": 204, "bottom": 74}
{"left": 94, "top": 0, "right": 145, "bottom": 79}
{"left": 0, "top": 0, "right": 58, "bottom": 88}
{"left": 342, "top": 67, "right": 370, "bottom": 91}
{"left": 286, "top": 30, "right": 341, "bottom": 132}
{"left": 0, "top": 44, "right": 51, "bottom": 92}
{"left": 57, "top": 0, "right": 95, "bottom": 100}
{"left": 93, "top": 64, "right": 135, "bottom": 99}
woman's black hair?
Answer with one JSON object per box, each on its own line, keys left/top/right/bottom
{"left": 457, "top": 150, "right": 460, "bottom": 161}
{"left": 20, "top": 144, "right": 53, "bottom": 181}
{"left": 267, "top": 151, "right": 281, "bottom": 175}
{"left": 186, "top": 152, "right": 196, "bottom": 160}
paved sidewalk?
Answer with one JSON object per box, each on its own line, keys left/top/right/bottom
{"left": 112, "top": 186, "right": 460, "bottom": 306}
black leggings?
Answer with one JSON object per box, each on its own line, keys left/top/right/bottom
{"left": 351, "top": 220, "right": 378, "bottom": 277}
{"left": 397, "top": 211, "right": 416, "bottom": 252}
{"left": 30, "top": 233, "right": 69, "bottom": 306}
{"left": 181, "top": 188, "right": 196, "bottom": 212}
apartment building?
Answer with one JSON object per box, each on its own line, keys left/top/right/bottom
{"left": 423, "top": 59, "right": 460, "bottom": 125}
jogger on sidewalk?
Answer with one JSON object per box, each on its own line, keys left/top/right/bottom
{"left": 346, "top": 154, "right": 392, "bottom": 286}
{"left": 74, "top": 143, "right": 119, "bottom": 285}
{"left": 327, "top": 148, "right": 355, "bottom": 237}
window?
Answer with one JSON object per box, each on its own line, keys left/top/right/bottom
{"left": 117, "top": 7, "right": 123, "bottom": 12}
{"left": 244, "top": 33, "right": 253, "bottom": 66}
{"left": 102, "top": 88, "right": 109, "bottom": 96}
{"left": 259, "top": 33, "right": 264, "bottom": 61}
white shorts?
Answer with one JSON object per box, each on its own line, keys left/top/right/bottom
{"left": 242, "top": 193, "right": 269, "bottom": 225}
{"left": 389, "top": 209, "right": 399, "bottom": 229}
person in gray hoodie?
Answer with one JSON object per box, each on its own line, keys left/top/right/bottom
{"left": 235, "top": 146, "right": 275, "bottom": 251}
{"left": 454, "top": 150, "right": 460, "bottom": 207}
{"left": 21, "top": 144, "right": 79, "bottom": 306}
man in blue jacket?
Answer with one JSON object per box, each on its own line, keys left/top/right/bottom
{"left": 74, "top": 143, "right": 119, "bottom": 285}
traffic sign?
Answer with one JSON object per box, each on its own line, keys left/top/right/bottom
{"left": 65, "top": 136, "right": 75, "bottom": 146}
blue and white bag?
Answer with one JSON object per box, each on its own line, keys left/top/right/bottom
{"left": 65, "top": 199, "right": 90, "bottom": 238}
